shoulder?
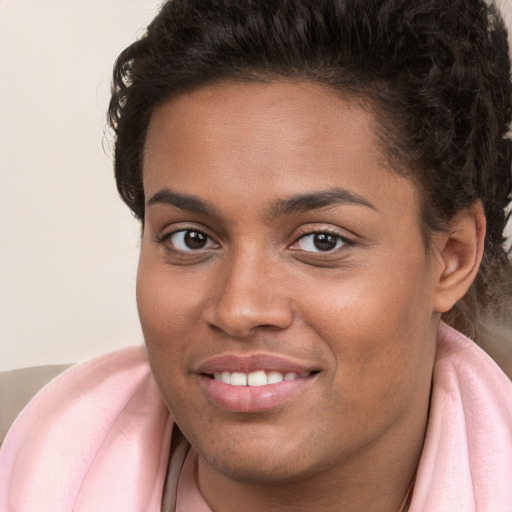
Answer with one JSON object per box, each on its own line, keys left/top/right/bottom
{"left": 0, "top": 347, "right": 152, "bottom": 444}
{"left": 0, "top": 345, "right": 153, "bottom": 449}
{"left": 474, "top": 317, "right": 512, "bottom": 378}
{"left": 411, "top": 324, "right": 512, "bottom": 509}
{"left": 435, "top": 322, "right": 512, "bottom": 393}
{"left": 0, "top": 363, "right": 72, "bottom": 445}
{"left": 0, "top": 347, "right": 172, "bottom": 511}
{"left": 1, "top": 346, "right": 151, "bottom": 441}
{"left": 433, "top": 323, "right": 512, "bottom": 417}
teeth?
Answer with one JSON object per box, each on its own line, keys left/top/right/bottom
{"left": 267, "top": 371, "right": 284, "bottom": 384}
{"left": 247, "top": 370, "right": 268, "bottom": 386}
{"left": 214, "top": 372, "right": 231, "bottom": 384}
{"left": 212, "top": 370, "right": 303, "bottom": 386}
{"left": 230, "top": 372, "right": 247, "bottom": 386}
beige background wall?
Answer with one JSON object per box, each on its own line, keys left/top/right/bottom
{"left": 1, "top": 0, "right": 511, "bottom": 370}
{"left": 0, "top": 0, "right": 164, "bottom": 370}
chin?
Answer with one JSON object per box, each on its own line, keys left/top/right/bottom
{"left": 202, "top": 447, "right": 322, "bottom": 485}
{"left": 191, "top": 421, "right": 336, "bottom": 486}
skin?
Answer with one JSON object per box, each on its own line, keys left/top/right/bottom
{"left": 138, "top": 81, "right": 482, "bottom": 511}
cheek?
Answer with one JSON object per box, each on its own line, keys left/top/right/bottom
{"left": 299, "top": 262, "right": 430, "bottom": 340}
{"left": 136, "top": 257, "right": 227, "bottom": 440}
{"left": 295, "top": 255, "right": 435, "bottom": 391}
{"left": 137, "top": 252, "right": 204, "bottom": 338}
{"left": 136, "top": 256, "right": 200, "bottom": 395}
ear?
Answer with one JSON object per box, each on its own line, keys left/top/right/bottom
{"left": 432, "top": 201, "right": 486, "bottom": 313}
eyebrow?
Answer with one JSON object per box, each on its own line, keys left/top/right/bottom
{"left": 146, "top": 186, "right": 377, "bottom": 217}
{"left": 147, "top": 188, "right": 217, "bottom": 215}
{"left": 269, "top": 187, "right": 377, "bottom": 218}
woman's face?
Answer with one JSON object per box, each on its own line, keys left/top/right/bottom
{"left": 138, "top": 81, "right": 440, "bottom": 485}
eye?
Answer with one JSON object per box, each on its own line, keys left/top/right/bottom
{"left": 166, "top": 229, "right": 217, "bottom": 252}
{"left": 295, "top": 232, "right": 347, "bottom": 252}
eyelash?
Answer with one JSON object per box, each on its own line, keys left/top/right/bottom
{"left": 291, "top": 230, "right": 353, "bottom": 254}
{"left": 156, "top": 227, "right": 353, "bottom": 257}
{"left": 156, "top": 228, "right": 217, "bottom": 253}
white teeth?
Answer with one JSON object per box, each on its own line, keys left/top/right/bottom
{"left": 267, "top": 371, "right": 284, "bottom": 384}
{"left": 212, "top": 370, "right": 304, "bottom": 386}
{"left": 247, "top": 371, "right": 268, "bottom": 387}
{"left": 230, "top": 372, "right": 247, "bottom": 386}
{"left": 213, "top": 372, "right": 232, "bottom": 384}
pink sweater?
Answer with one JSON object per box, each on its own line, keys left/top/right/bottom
{"left": 1, "top": 324, "right": 511, "bottom": 511}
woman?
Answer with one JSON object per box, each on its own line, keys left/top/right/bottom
{"left": 1, "top": 0, "right": 511, "bottom": 510}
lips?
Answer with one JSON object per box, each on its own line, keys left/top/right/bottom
{"left": 197, "top": 353, "right": 318, "bottom": 374}
{"left": 196, "top": 353, "right": 320, "bottom": 413}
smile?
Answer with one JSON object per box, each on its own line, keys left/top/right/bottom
{"left": 211, "top": 370, "right": 310, "bottom": 387}
{"left": 196, "top": 353, "right": 321, "bottom": 412}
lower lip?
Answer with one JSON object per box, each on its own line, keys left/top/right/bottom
{"left": 200, "top": 375, "right": 314, "bottom": 413}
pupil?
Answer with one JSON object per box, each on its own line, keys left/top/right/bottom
{"left": 314, "top": 233, "right": 337, "bottom": 251}
{"left": 185, "top": 231, "right": 207, "bottom": 249}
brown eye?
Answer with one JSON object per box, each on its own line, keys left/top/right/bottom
{"left": 296, "top": 232, "right": 346, "bottom": 252}
{"left": 313, "top": 233, "right": 337, "bottom": 251}
{"left": 168, "top": 229, "right": 216, "bottom": 251}
{"left": 184, "top": 230, "right": 207, "bottom": 249}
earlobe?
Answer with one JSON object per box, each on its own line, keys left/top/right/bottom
{"left": 432, "top": 202, "right": 486, "bottom": 313}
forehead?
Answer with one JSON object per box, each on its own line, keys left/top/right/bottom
{"left": 145, "top": 80, "right": 379, "bottom": 168}
{"left": 143, "top": 80, "right": 418, "bottom": 218}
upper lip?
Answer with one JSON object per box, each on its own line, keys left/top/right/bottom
{"left": 196, "top": 353, "right": 321, "bottom": 375}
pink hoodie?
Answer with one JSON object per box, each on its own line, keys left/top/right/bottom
{"left": 0, "top": 324, "right": 511, "bottom": 511}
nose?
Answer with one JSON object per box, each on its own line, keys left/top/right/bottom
{"left": 204, "top": 250, "right": 294, "bottom": 338}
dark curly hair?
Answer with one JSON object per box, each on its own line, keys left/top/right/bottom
{"left": 108, "top": 0, "right": 512, "bottom": 346}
